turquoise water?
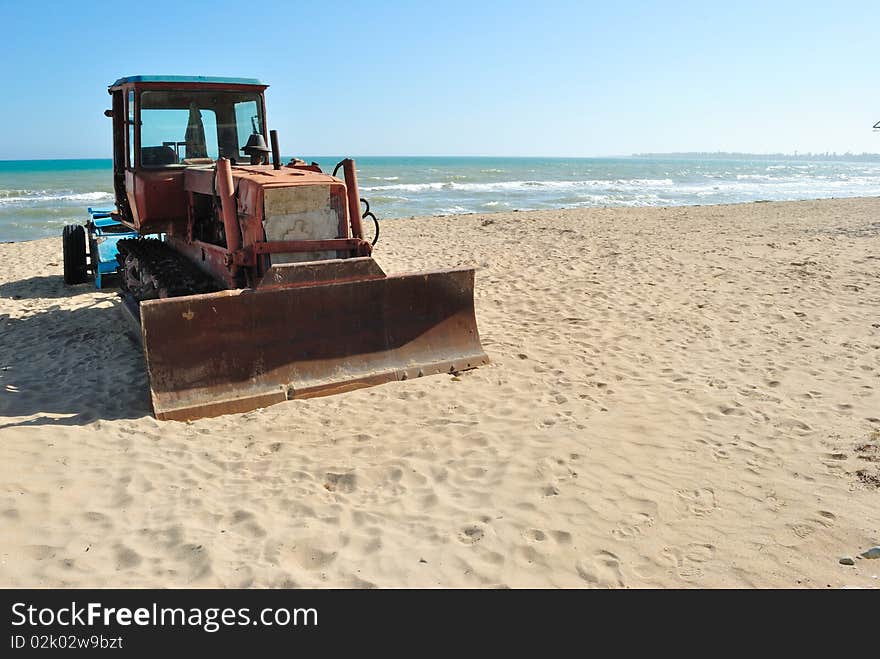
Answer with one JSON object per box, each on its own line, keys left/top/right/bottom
{"left": 3, "top": 156, "right": 880, "bottom": 242}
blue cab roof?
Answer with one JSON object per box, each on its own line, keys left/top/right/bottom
{"left": 110, "top": 75, "right": 265, "bottom": 87}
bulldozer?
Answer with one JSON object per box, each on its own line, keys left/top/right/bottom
{"left": 62, "top": 75, "right": 488, "bottom": 421}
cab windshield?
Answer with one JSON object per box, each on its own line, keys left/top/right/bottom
{"left": 139, "top": 89, "right": 264, "bottom": 167}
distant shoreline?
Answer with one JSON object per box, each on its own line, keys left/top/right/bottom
{"left": 634, "top": 151, "right": 880, "bottom": 162}
{"left": 4, "top": 152, "right": 880, "bottom": 164}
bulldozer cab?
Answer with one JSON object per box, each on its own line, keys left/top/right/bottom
{"left": 108, "top": 76, "right": 269, "bottom": 235}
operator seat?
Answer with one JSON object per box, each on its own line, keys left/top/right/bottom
{"left": 141, "top": 146, "right": 178, "bottom": 167}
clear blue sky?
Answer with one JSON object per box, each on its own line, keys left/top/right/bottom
{"left": 1, "top": 0, "right": 877, "bottom": 159}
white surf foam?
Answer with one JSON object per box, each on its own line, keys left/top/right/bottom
{"left": 360, "top": 178, "right": 676, "bottom": 194}
{"left": 0, "top": 190, "right": 114, "bottom": 205}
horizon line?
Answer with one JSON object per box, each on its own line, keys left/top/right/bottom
{"left": 4, "top": 151, "right": 880, "bottom": 163}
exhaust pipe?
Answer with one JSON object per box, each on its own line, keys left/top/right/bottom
{"left": 270, "top": 129, "right": 281, "bottom": 170}
{"left": 216, "top": 158, "right": 241, "bottom": 254}
{"left": 342, "top": 159, "right": 364, "bottom": 239}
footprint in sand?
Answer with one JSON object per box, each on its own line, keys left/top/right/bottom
{"left": 114, "top": 544, "right": 143, "bottom": 570}
{"left": 611, "top": 512, "right": 655, "bottom": 539}
{"left": 660, "top": 543, "right": 714, "bottom": 581}
{"left": 81, "top": 511, "right": 112, "bottom": 530}
{"left": 170, "top": 543, "right": 213, "bottom": 582}
{"left": 523, "top": 528, "right": 546, "bottom": 542}
{"left": 784, "top": 512, "right": 836, "bottom": 543}
{"left": 323, "top": 471, "right": 357, "bottom": 493}
{"left": 685, "top": 543, "right": 715, "bottom": 563}
{"left": 551, "top": 530, "right": 573, "bottom": 545}
{"left": 263, "top": 539, "right": 338, "bottom": 570}
{"left": 820, "top": 454, "right": 847, "bottom": 476}
{"left": 280, "top": 542, "right": 338, "bottom": 571}
{"left": 677, "top": 564, "right": 704, "bottom": 580}
{"left": 576, "top": 550, "right": 624, "bottom": 587}
{"left": 228, "top": 510, "right": 268, "bottom": 538}
{"left": 712, "top": 447, "right": 731, "bottom": 462}
{"left": 673, "top": 487, "right": 717, "bottom": 517}
{"left": 458, "top": 525, "right": 485, "bottom": 545}
{"left": 789, "top": 523, "right": 816, "bottom": 539}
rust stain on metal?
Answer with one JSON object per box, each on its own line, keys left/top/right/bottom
{"left": 139, "top": 265, "right": 488, "bottom": 421}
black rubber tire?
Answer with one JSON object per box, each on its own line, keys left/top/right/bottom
{"left": 62, "top": 224, "right": 88, "bottom": 285}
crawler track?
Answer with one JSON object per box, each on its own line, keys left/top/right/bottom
{"left": 116, "top": 238, "right": 220, "bottom": 301}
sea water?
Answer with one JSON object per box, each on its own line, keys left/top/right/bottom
{"left": 3, "top": 156, "right": 880, "bottom": 242}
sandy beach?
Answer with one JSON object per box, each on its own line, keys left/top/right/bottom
{"left": 1, "top": 197, "right": 878, "bottom": 588}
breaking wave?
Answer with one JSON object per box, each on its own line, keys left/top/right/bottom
{"left": 0, "top": 190, "right": 114, "bottom": 205}
{"left": 360, "top": 178, "right": 676, "bottom": 193}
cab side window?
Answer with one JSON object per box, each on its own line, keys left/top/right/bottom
{"left": 127, "top": 90, "right": 135, "bottom": 169}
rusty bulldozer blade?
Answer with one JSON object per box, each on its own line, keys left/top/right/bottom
{"left": 138, "top": 259, "right": 489, "bottom": 421}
